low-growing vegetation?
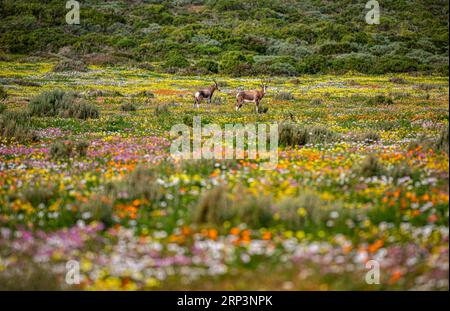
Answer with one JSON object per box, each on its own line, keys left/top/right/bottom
{"left": 29, "top": 90, "right": 99, "bottom": 119}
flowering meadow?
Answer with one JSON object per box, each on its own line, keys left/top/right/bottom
{"left": 0, "top": 61, "right": 448, "bottom": 290}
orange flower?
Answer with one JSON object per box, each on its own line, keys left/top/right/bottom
{"left": 428, "top": 214, "right": 438, "bottom": 223}
{"left": 230, "top": 227, "right": 240, "bottom": 235}
{"left": 208, "top": 229, "right": 218, "bottom": 240}
{"left": 262, "top": 231, "right": 272, "bottom": 240}
{"left": 389, "top": 271, "right": 402, "bottom": 284}
{"left": 368, "top": 239, "right": 384, "bottom": 253}
{"left": 182, "top": 226, "right": 191, "bottom": 236}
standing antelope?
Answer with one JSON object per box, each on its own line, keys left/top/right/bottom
{"left": 194, "top": 80, "right": 220, "bottom": 108}
{"left": 235, "top": 84, "right": 267, "bottom": 113}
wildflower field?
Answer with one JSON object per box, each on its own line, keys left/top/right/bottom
{"left": 0, "top": 61, "right": 448, "bottom": 290}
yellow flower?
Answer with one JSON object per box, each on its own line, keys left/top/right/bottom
{"left": 297, "top": 207, "right": 307, "bottom": 217}
{"left": 145, "top": 277, "right": 160, "bottom": 288}
{"left": 296, "top": 230, "right": 305, "bottom": 240}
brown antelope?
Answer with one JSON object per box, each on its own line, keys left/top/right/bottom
{"left": 235, "top": 84, "right": 267, "bottom": 113}
{"left": 194, "top": 80, "right": 220, "bottom": 108}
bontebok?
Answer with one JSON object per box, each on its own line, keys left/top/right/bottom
{"left": 194, "top": 80, "right": 220, "bottom": 108}
{"left": 236, "top": 84, "right": 267, "bottom": 113}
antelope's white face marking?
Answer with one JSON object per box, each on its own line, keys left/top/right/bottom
{"left": 195, "top": 92, "right": 200, "bottom": 99}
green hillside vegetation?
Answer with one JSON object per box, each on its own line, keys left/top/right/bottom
{"left": 0, "top": 0, "right": 448, "bottom": 76}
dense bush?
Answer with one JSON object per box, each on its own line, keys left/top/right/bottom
{"left": 274, "top": 92, "right": 295, "bottom": 101}
{"left": 120, "top": 102, "right": 137, "bottom": 112}
{"left": 52, "top": 60, "right": 88, "bottom": 72}
{"left": 279, "top": 123, "right": 339, "bottom": 147}
{"left": 162, "top": 51, "right": 190, "bottom": 72}
{"left": 0, "top": 111, "right": 37, "bottom": 143}
{"left": 29, "top": 90, "right": 99, "bottom": 119}
{"left": 0, "top": 0, "right": 447, "bottom": 76}
{"left": 50, "top": 140, "right": 90, "bottom": 159}
{"left": 367, "top": 95, "right": 395, "bottom": 106}
{"left": 219, "top": 51, "right": 253, "bottom": 76}
{"left": 154, "top": 103, "right": 170, "bottom": 116}
{"left": 355, "top": 155, "right": 386, "bottom": 178}
{"left": 195, "top": 59, "right": 219, "bottom": 74}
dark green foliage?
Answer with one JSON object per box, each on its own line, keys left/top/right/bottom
{"left": 0, "top": 86, "right": 7, "bottom": 101}
{"left": 0, "top": 0, "right": 447, "bottom": 75}
{"left": 29, "top": 90, "right": 99, "bottom": 119}
{"left": 298, "top": 55, "right": 330, "bottom": 74}
{"left": 162, "top": 51, "right": 190, "bottom": 72}
{"left": 0, "top": 103, "right": 6, "bottom": 114}
{"left": 195, "top": 59, "right": 219, "bottom": 74}
{"left": 279, "top": 123, "right": 339, "bottom": 147}
{"left": 367, "top": 95, "right": 394, "bottom": 106}
{"left": 219, "top": 51, "right": 253, "bottom": 76}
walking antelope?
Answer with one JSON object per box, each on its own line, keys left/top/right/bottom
{"left": 235, "top": 84, "right": 267, "bottom": 113}
{"left": 194, "top": 80, "right": 220, "bottom": 108}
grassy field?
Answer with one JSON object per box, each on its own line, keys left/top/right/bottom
{"left": 0, "top": 62, "right": 448, "bottom": 290}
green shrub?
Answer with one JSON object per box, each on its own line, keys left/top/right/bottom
{"left": 367, "top": 95, "right": 394, "bottom": 106}
{"left": 274, "top": 91, "right": 295, "bottom": 101}
{"left": 310, "top": 98, "right": 322, "bottom": 105}
{"left": 52, "top": 60, "right": 88, "bottom": 72}
{"left": 297, "top": 55, "right": 330, "bottom": 74}
{"left": 120, "top": 102, "right": 137, "bottom": 112}
{"left": 269, "top": 62, "right": 297, "bottom": 76}
{"left": 107, "top": 165, "right": 163, "bottom": 203}
{"left": 154, "top": 103, "right": 170, "bottom": 116}
{"left": 435, "top": 125, "right": 449, "bottom": 153}
{"left": 0, "top": 86, "right": 7, "bottom": 101}
{"left": 389, "top": 77, "right": 408, "bottom": 84}
{"left": 194, "top": 186, "right": 274, "bottom": 228}
{"left": 162, "top": 52, "right": 190, "bottom": 72}
{"left": 0, "top": 103, "right": 6, "bottom": 114}
{"left": 279, "top": 123, "right": 339, "bottom": 147}
{"left": 50, "top": 140, "right": 90, "bottom": 159}
{"left": 373, "top": 56, "right": 418, "bottom": 73}
{"left": 29, "top": 90, "right": 99, "bottom": 119}
{"left": 319, "top": 42, "right": 356, "bottom": 55}
{"left": 135, "top": 90, "right": 155, "bottom": 98}
{"left": 219, "top": 51, "right": 253, "bottom": 76}
{"left": 355, "top": 154, "right": 386, "bottom": 177}
{"left": 195, "top": 59, "right": 219, "bottom": 74}
{"left": 0, "top": 263, "right": 62, "bottom": 291}
{"left": 0, "top": 111, "right": 37, "bottom": 143}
